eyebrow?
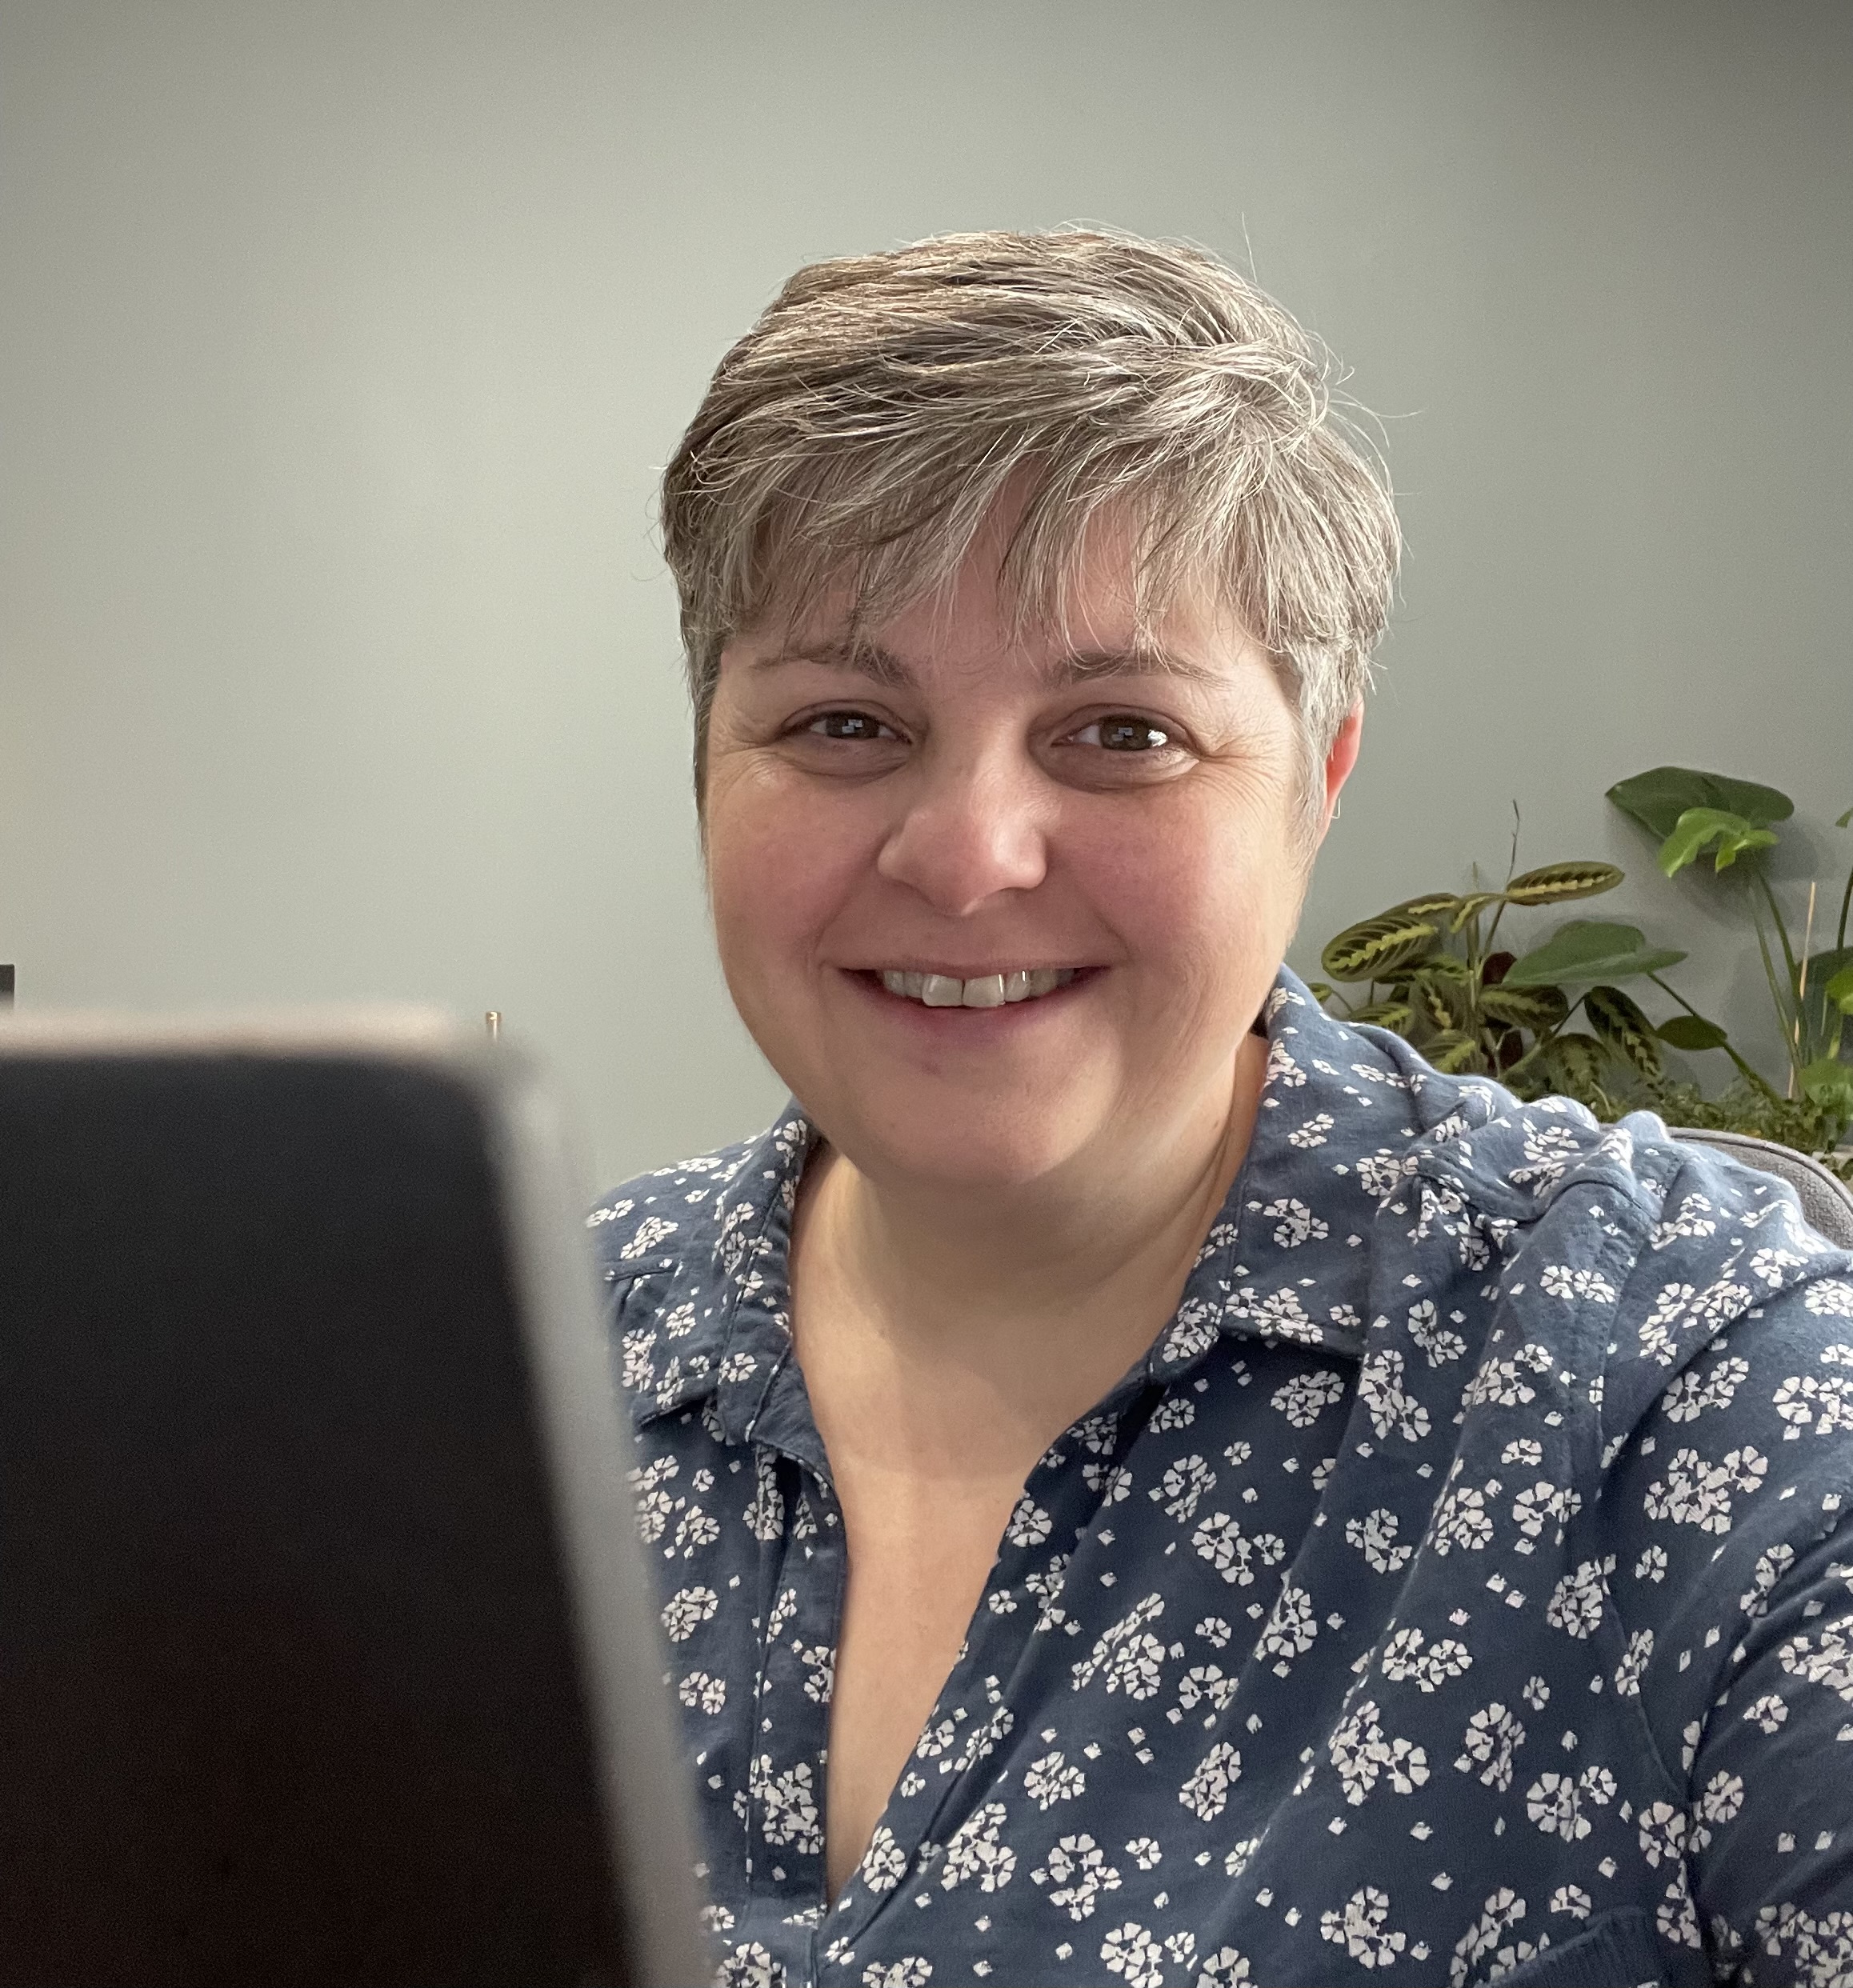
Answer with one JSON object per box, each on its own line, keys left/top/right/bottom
{"left": 750, "top": 638, "right": 1226, "bottom": 689}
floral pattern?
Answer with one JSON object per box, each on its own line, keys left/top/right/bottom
{"left": 593, "top": 970, "right": 1853, "bottom": 1986}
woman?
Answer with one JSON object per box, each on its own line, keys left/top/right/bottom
{"left": 593, "top": 230, "right": 1853, "bottom": 1988}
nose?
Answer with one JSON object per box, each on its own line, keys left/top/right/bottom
{"left": 874, "top": 747, "right": 1049, "bottom": 915}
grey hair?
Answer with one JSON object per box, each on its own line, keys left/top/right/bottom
{"left": 660, "top": 227, "right": 1399, "bottom": 802}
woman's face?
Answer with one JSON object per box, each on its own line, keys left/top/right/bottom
{"left": 702, "top": 529, "right": 1360, "bottom": 1197}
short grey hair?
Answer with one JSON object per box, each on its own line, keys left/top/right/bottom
{"left": 660, "top": 227, "right": 1399, "bottom": 799}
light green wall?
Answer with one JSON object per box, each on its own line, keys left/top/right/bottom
{"left": 3, "top": 0, "right": 1850, "bottom": 1186}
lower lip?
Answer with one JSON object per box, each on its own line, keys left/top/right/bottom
{"left": 844, "top": 968, "right": 1099, "bottom": 1027}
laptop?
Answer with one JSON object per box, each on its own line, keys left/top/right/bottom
{"left": 0, "top": 1012, "right": 710, "bottom": 1986}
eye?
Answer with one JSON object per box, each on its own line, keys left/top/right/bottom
{"left": 802, "top": 710, "right": 900, "bottom": 742}
{"left": 1072, "top": 715, "right": 1175, "bottom": 752}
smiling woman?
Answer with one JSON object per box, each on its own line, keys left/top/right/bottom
{"left": 594, "top": 232, "right": 1853, "bottom": 1988}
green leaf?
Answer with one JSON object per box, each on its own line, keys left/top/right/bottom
{"left": 1535, "top": 1033, "right": 1611, "bottom": 1094}
{"left": 1384, "top": 892, "right": 1463, "bottom": 922}
{"left": 1479, "top": 982, "right": 1571, "bottom": 1033}
{"left": 1655, "top": 1014, "right": 1731, "bottom": 1053}
{"left": 1448, "top": 890, "right": 1506, "bottom": 933}
{"left": 1320, "top": 914, "right": 1439, "bottom": 983}
{"left": 1307, "top": 981, "right": 1339, "bottom": 1008}
{"left": 1415, "top": 979, "right": 1461, "bottom": 1031}
{"left": 1502, "top": 919, "right": 1688, "bottom": 988}
{"left": 1657, "top": 807, "right": 1780, "bottom": 877}
{"left": 1503, "top": 861, "right": 1625, "bottom": 906}
{"left": 1801, "top": 1058, "right": 1853, "bottom": 1114}
{"left": 1423, "top": 1030, "right": 1483, "bottom": 1074}
{"left": 1825, "top": 963, "right": 1853, "bottom": 1016}
{"left": 1838, "top": 806, "right": 1853, "bottom": 830}
{"left": 1583, "top": 983, "right": 1663, "bottom": 1079}
{"left": 1409, "top": 952, "right": 1473, "bottom": 982}
{"left": 1607, "top": 766, "right": 1795, "bottom": 840}
{"left": 1796, "top": 946, "right": 1853, "bottom": 1050}
{"left": 1350, "top": 1000, "right": 1418, "bottom": 1035}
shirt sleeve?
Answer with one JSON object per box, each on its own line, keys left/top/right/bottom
{"left": 1599, "top": 1259, "right": 1853, "bottom": 1981}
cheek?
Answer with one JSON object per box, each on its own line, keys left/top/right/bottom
{"left": 702, "top": 770, "right": 870, "bottom": 978}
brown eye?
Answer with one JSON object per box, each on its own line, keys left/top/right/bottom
{"left": 805, "top": 711, "right": 896, "bottom": 741}
{"left": 1083, "top": 717, "right": 1172, "bottom": 751}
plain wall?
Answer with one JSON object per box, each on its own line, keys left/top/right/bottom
{"left": 3, "top": 0, "right": 1851, "bottom": 1189}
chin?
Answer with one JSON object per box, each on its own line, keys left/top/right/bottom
{"left": 841, "top": 1098, "right": 1102, "bottom": 1195}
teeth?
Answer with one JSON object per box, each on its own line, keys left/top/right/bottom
{"left": 878, "top": 967, "right": 1078, "bottom": 1007}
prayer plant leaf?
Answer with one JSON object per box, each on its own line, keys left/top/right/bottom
{"left": 1658, "top": 807, "right": 1780, "bottom": 877}
{"left": 1535, "top": 1033, "right": 1611, "bottom": 1093}
{"left": 1502, "top": 919, "right": 1687, "bottom": 988}
{"left": 1607, "top": 766, "right": 1795, "bottom": 840}
{"left": 1655, "top": 1014, "right": 1731, "bottom": 1053}
{"left": 1320, "top": 914, "right": 1439, "bottom": 983}
{"left": 1479, "top": 983, "right": 1571, "bottom": 1033}
{"left": 1448, "top": 891, "right": 1506, "bottom": 933}
{"left": 1350, "top": 1001, "right": 1418, "bottom": 1034}
{"left": 1583, "top": 984, "right": 1663, "bottom": 1079}
{"left": 1384, "top": 892, "right": 1463, "bottom": 922}
{"left": 1423, "top": 1030, "right": 1483, "bottom": 1074}
{"left": 1503, "top": 861, "right": 1625, "bottom": 906}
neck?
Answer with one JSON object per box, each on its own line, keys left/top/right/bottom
{"left": 793, "top": 1030, "right": 1270, "bottom": 1419}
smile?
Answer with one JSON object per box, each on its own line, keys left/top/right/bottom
{"left": 875, "top": 968, "right": 1081, "bottom": 1009}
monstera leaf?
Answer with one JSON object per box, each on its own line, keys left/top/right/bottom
{"left": 1658, "top": 808, "right": 1780, "bottom": 877}
{"left": 1503, "top": 920, "right": 1687, "bottom": 989}
{"left": 1607, "top": 766, "right": 1795, "bottom": 840}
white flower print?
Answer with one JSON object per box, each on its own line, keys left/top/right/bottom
{"left": 678, "top": 1669, "right": 726, "bottom": 1714}
{"left": 1643, "top": 1445, "right": 1768, "bottom": 1533}
{"left": 1023, "top": 1750, "right": 1087, "bottom": 1809}
{"left": 1448, "top": 1889, "right": 1529, "bottom": 1988}
{"left": 1742, "top": 1692, "right": 1790, "bottom": 1734}
{"left": 1287, "top": 1112, "right": 1334, "bottom": 1148}
{"left": 1637, "top": 1798, "right": 1687, "bottom": 1869}
{"left": 1522, "top": 1764, "right": 1615, "bottom": 1839}
{"left": 1779, "top": 1624, "right": 1853, "bottom": 1701}
{"left": 754, "top": 1756, "right": 822, "bottom": 1854}
{"left": 861, "top": 1962, "right": 931, "bottom": 1988}
{"left": 1455, "top": 1702, "right": 1526, "bottom": 1790}
{"left": 1269, "top": 1368, "right": 1345, "bottom": 1427}
{"left": 1430, "top": 1478, "right": 1496, "bottom": 1555}
{"left": 1258, "top": 1581, "right": 1319, "bottom": 1671}
{"left": 1330, "top": 1698, "right": 1429, "bottom": 1805}
{"left": 1234, "top": 1284, "right": 1326, "bottom": 1345}
{"left": 1261, "top": 1196, "right": 1328, "bottom": 1247}
{"left": 718, "top": 1939, "right": 785, "bottom": 1988}
{"left": 1151, "top": 1454, "right": 1217, "bottom": 1522}
{"left": 1124, "top": 1836, "right": 1162, "bottom": 1871}
{"left": 1381, "top": 1626, "right": 1471, "bottom": 1691}
{"left": 1661, "top": 1354, "right": 1751, "bottom": 1422}
{"left": 1346, "top": 1506, "right": 1414, "bottom": 1574}
{"left": 859, "top": 1824, "right": 907, "bottom": 1894}
{"left": 1031, "top": 1834, "right": 1121, "bottom": 1921}
{"left": 1613, "top": 1627, "right": 1655, "bottom": 1695}
{"left": 1511, "top": 1122, "right": 1581, "bottom": 1192}
{"left": 1006, "top": 1494, "right": 1054, "bottom": 1546}
{"left": 660, "top": 1585, "right": 719, "bottom": 1642}
{"left": 1500, "top": 1437, "right": 1543, "bottom": 1467}
{"left": 1100, "top": 1921, "right": 1166, "bottom": 1988}
{"left": 1511, "top": 1478, "right": 1582, "bottom": 1542}
{"left": 1651, "top": 1191, "right": 1717, "bottom": 1250}
{"left": 1178, "top": 1741, "right": 1243, "bottom": 1820}
{"left": 743, "top": 1450, "right": 784, "bottom": 1542}
{"left": 1071, "top": 1594, "right": 1169, "bottom": 1698}
{"left": 1406, "top": 1298, "right": 1467, "bottom": 1366}
{"left": 1190, "top": 1511, "right": 1287, "bottom": 1586}
{"left": 1195, "top": 1947, "right": 1251, "bottom": 1986}
{"left": 1635, "top": 1542, "right": 1668, "bottom": 1583}
{"left": 1319, "top": 1886, "right": 1407, "bottom": 1969}
{"left": 1545, "top": 1557, "right": 1614, "bottom": 1639}
{"left": 1804, "top": 1278, "right": 1853, "bottom": 1316}
{"left": 1264, "top": 1038, "right": 1307, "bottom": 1089}
{"left": 1176, "top": 1665, "right": 1236, "bottom": 1714}
{"left": 1772, "top": 1373, "right": 1853, "bottom": 1439}
{"left": 1358, "top": 1347, "right": 1431, "bottom": 1442}
{"left": 940, "top": 1802, "right": 1016, "bottom": 1892}
{"left": 619, "top": 1213, "right": 678, "bottom": 1260}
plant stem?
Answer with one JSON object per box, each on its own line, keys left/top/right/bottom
{"left": 1647, "top": 971, "right": 1779, "bottom": 1098}
{"left": 1839, "top": 853, "right": 1852, "bottom": 954}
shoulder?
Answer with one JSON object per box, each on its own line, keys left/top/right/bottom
{"left": 586, "top": 1107, "right": 808, "bottom": 1282}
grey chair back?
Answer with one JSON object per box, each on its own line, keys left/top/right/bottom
{"left": 1671, "top": 1127, "right": 1853, "bottom": 1250}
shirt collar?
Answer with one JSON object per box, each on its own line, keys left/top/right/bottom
{"left": 629, "top": 967, "right": 1460, "bottom": 1432}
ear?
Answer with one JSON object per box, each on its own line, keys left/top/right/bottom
{"left": 1319, "top": 702, "right": 1365, "bottom": 839}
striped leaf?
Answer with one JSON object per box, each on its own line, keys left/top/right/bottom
{"left": 1350, "top": 1001, "right": 1418, "bottom": 1035}
{"left": 1424, "top": 1030, "right": 1483, "bottom": 1074}
{"left": 1320, "top": 914, "right": 1439, "bottom": 983}
{"left": 1479, "top": 983, "right": 1571, "bottom": 1033}
{"left": 1415, "top": 979, "right": 1459, "bottom": 1031}
{"left": 1584, "top": 983, "right": 1663, "bottom": 1079}
{"left": 1504, "top": 861, "right": 1625, "bottom": 906}
{"left": 1536, "top": 1032, "right": 1612, "bottom": 1095}
{"left": 1449, "top": 890, "right": 1506, "bottom": 933}
{"left": 1385, "top": 892, "right": 1463, "bottom": 922}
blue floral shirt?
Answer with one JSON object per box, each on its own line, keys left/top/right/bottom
{"left": 590, "top": 973, "right": 1853, "bottom": 1988}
